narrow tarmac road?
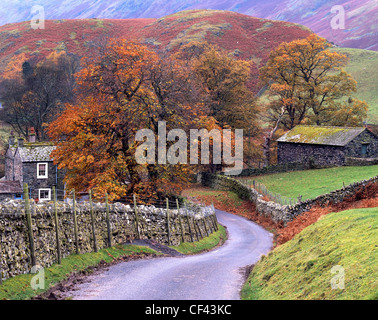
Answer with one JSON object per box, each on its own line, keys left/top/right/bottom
{"left": 66, "top": 209, "right": 273, "bottom": 300}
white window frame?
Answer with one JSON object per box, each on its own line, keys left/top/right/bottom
{"left": 37, "top": 162, "right": 48, "bottom": 179}
{"left": 38, "top": 188, "right": 51, "bottom": 202}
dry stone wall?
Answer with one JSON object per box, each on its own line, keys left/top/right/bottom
{"left": 0, "top": 200, "right": 216, "bottom": 281}
{"left": 201, "top": 172, "right": 377, "bottom": 223}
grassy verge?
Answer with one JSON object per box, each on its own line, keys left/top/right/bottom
{"left": 0, "top": 244, "right": 159, "bottom": 300}
{"left": 241, "top": 207, "right": 378, "bottom": 300}
{"left": 241, "top": 165, "right": 378, "bottom": 200}
{"left": 170, "top": 224, "right": 227, "bottom": 254}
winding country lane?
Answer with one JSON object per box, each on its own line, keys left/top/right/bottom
{"left": 65, "top": 209, "right": 273, "bottom": 300}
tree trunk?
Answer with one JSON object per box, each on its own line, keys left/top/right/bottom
{"left": 263, "top": 108, "right": 285, "bottom": 167}
{"left": 263, "top": 136, "right": 271, "bottom": 167}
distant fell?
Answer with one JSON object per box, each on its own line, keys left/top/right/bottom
{"left": 0, "top": 0, "right": 376, "bottom": 50}
{"left": 0, "top": 10, "right": 312, "bottom": 91}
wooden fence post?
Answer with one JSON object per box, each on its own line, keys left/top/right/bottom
{"left": 192, "top": 216, "right": 198, "bottom": 241}
{"left": 195, "top": 218, "right": 203, "bottom": 240}
{"left": 176, "top": 199, "right": 185, "bottom": 243}
{"left": 208, "top": 214, "right": 215, "bottom": 232}
{"left": 89, "top": 190, "right": 98, "bottom": 252}
{"left": 213, "top": 213, "right": 218, "bottom": 231}
{"left": 133, "top": 194, "right": 141, "bottom": 239}
{"left": 202, "top": 214, "right": 209, "bottom": 237}
{"left": 72, "top": 189, "right": 79, "bottom": 255}
{"left": 166, "top": 198, "right": 171, "bottom": 246}
{"left": 184, "top": 202, "right": 194, "bottom": 243}
{"left": 23, "top": 183, "right": 36, "bottom": 267}
{"left": 52, "top": 186, "right": 61, "bottom": 264}
{"left": 212, "top": 213, "right": 218, "bottom": 231}
{"left": 105, "top": 193, "right": 112, "bottom": 248}
{"left": 206, "top": 215, "right": 213, "bottom": 234}
{"left": 0, "top": 241, "right": 2, "bottom": 284}
{"left": 206, "top": 207, "right": 214, "bottom": 234}
{"left": 211, "top": 203, "right": 218, "bottom": 231}
{"left": 189, "top": 206, "right": 201, "bottom": 241}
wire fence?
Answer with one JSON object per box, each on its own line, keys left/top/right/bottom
{"left": 32, "top": 188, "right": 200, "bottom": 208}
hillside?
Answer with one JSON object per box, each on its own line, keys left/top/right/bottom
{"left": 331, "top": 48, "right": 378, "bottom": 124}
{"left": 0, "top": 10, "right": 375, "bottom": 128}
{"left": 0, "top": 10, "right": 312, "bottom": 91}
{"left": 0, "top": 10, "right": 314, "bottom": 177}
{"left": 241, "top": 207, "right": 378, "bottom": 300}
{"left": 0, "top": 0, "right": 376, "bottom": 50}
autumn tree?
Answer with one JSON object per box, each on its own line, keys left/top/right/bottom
{"left": 187, "top": 43, "right": 259, "bottom": 131}
{"left": 1, "top": 53, "right": 29, "bottom": 80}
{"left": 260, "top": 34, "right": 368, "bottom": 129}
{"left": 49, "top": 39, "right": 205, "bottom": 200}
{"left": 49, "top": 39, "right": 264, "bottom": 199}
{"left": 175, "top": 41, "right": 262, "bottom": 168}
{"left": 260, "top": 34, "right": 368, "bottom": 165}
{"left": 0, "top": 51, "right": 79, "bottom": 140}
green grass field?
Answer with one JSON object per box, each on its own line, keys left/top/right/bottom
{"left": 241, "top": 207, "right": 378, "bottom": 300}
{"left": 242, "top": 165, "right": 378, "bottom": 201}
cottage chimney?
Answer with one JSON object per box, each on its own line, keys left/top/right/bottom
{"left": 18, "top": 138, "right": 24, "bottom": 148}
{"left": 8, "top": 131, "right": 15, "bottom": 145}
{"left": 29, "top": 127, "right": 36, "bottom": 143}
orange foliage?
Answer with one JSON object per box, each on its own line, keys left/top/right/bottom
{"left": 49, "top": 39, "right": 207, "bottom": 200}
{"left": 260, "top": 34, "right": 368, "bottom": 129}
{"left": 2, "top": 53, "right": 28, "bottom": 80}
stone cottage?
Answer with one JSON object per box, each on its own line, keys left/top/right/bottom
{"left": 2, "top": 131, "right": 64, "bottom": 201}
{"left": 277, "top": 125, "right": 378, "bottom": 167}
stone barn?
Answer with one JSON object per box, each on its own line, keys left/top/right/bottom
{"left": 277, "top": 125, "right": 378, "bottom": 167}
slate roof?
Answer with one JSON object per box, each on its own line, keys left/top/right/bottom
{"left": 17, "top": 144, "right": 55, "bottom": 162}
{"left": 0, "top": 181, "right": 22, "bottom": 194}
{"left": 276, "top": 125, "right": 367, "bottom": 146}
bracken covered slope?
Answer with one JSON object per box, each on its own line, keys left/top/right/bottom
{"left": 0, "top": 0, "right": 376, "bottom": 50}
{"left": 0, "top": 10, "right": 312, "bottom": 91}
